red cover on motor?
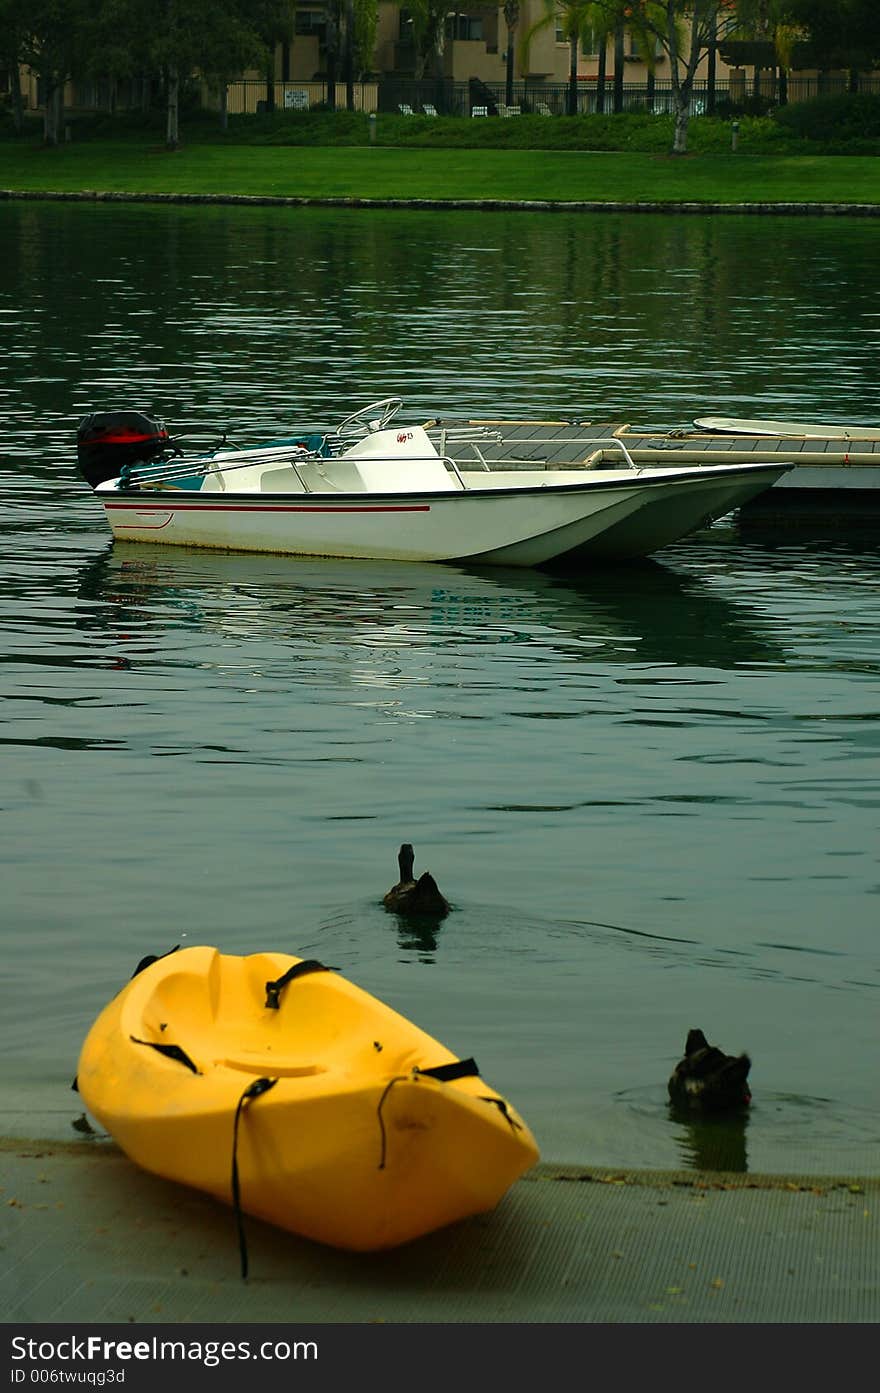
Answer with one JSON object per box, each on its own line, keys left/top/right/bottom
{"left": 77, "top": 411, "right": 169, "bottom": 487}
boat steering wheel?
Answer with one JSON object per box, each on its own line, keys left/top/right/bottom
{"left": 335, "top": 397, "right": 403, "bottom": 438}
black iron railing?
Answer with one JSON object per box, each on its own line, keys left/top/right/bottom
{"left": 223, "top": 73, "right": 880, "bottom": 120}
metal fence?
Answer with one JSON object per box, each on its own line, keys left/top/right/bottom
{"left": 223, "top": 79, "right": 378, "bottom": 115}
{"left": 225, "top": 73, "right": 880, "bottom": 120}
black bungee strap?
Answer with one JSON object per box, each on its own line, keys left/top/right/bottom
{"left": 264, "top": 958, "right": 336, "bottom": 1010}
{"left": 415, "top": 1057, "right": 479, "bottom": 1084}
{"left": 130, "top": 944, "right": 180, "bottom": 979}
{"left": 71, "top": 945, "right": 181, "bottom": 1093}
{"left": 480, "top": 1096, "right": 523, "bottom": 1132}
{"left": 129, "top": 1036, "right": 201, "bottom": 1074}
{"left": 375, "top": 1058, "right": 481, "bottom": 1169}
{"left": 231, "top": 1076, "right": 278, "bottom": 1280}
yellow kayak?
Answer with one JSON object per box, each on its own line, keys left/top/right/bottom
{"left": 76, "top": 946, "right": 539, "bottom": 1252}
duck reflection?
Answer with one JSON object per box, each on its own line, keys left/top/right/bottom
{"left": 668, "top": 1101, "right": 751, "bottom": 1172}
{"left": 389, "top": 912, "right": 446, "bottom": 959}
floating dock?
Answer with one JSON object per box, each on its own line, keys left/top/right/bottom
{"left": 456, "top": 419, "right": 880, "bottom": 526}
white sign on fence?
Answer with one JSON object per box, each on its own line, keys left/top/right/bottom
{"left": 284, "top": 88, "right": 310, "bottom": 110}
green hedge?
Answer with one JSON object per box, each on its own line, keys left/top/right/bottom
{"left": 772, "top": 92, "right": 880, "bottom": 142}
{"left": 226, "top": 109, "right": 797, "bottom": 153}
{"left": 3, "top": 99, "right": 880, "bottom": 155}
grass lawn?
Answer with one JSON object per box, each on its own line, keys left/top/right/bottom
{"left": 1, "top": 141, "right": 879, "bottom": 205}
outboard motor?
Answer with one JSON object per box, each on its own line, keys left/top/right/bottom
{"left": 77, "top": 411, "right": 170, "bottom": 488}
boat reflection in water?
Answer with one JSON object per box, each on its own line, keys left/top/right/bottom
{"left": 75, "top": 539, "right": 790, "bottom": 677}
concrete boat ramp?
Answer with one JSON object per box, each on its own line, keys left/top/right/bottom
{"left": 2, "top": 1139, "right": 877, "bottom": 1325}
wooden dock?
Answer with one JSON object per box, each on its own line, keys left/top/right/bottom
{"left": 448, "top": 418, "right": 880, "bottom": 525}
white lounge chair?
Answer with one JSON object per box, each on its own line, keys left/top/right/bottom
{"left": 398, "top": 104, "right": 414, "bottom": 116}
{"left": 537, "top": 103, "right": 554, "bottom": 117}
{"left": 422, "top": 104, "right": 438, "bottom": 117}
{"left": 471, "top": 105, "right": 488, "bottom": 118}
{"left": 502, "top": 105, "right": 520, "bottom": 118}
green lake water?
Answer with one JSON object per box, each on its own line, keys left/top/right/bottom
{"left": 1, "top": 201, "right": 878, "bottom": 1177}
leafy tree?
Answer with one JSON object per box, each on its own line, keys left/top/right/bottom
{"left": 17, "top": 0, "right": 102, "bottom": 144}
{"left": 0, "top": 0, "right": 30, "bottom": 131}
{"left": 95, "top": 0, "right": 290, "bottom": 147}
{"left": 626, "top": 2, "right": 741, "bottom": 153}
{"left": 352, "top": 0, "right": 378, "bottom": 80}
{"left": 344, "top": 0, "right": 378, "bottom": 106}
{"left": 784, "top": 0, "right": 880, "bottom": 81}
{"left": 408, "top": 0, "right": 450, "bottom": 80}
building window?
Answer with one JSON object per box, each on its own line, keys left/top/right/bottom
{"left": 446, "top": 13, "right": 484, "bottom": 42}
{"left": 556, "top": 21, "right": 592, "bottom": 52}
{"left": 295, "top": 10, "right": 326, "bottom": 39}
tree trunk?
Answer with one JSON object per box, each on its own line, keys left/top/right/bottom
{"left": 326, "top": 8, "right": 338, "bottom": 111}
{"left": 166, "top": 65, "right": 179, "bottom": 149}
{"left": 11, "top": 63, "right": 24, "bottom": 133}
{"left": 595, "top": 36, "right": 606, "bottom": 114}
{"left": 220, "top": 82, "right": 229, "bottom": 131}
{"left": 671, "top": 93, "right": 689, "bottom": 154}
{"left": 707, "top": 39, "right": 716, "bottom": 115}
{"left": 613, "top": 20, "right": 624, "bottom": 114}
{"left": 505, "top": 24, "right": 516, "bottom": 107}
{"left": 43, "top": 82, "right": 62, "bottom": 145}
{"left": 646, "top": 68, "right": 655, "bottom": 114}
{"left": 345, "top": 0, "right": 355, "bottom": 110}
{"left": 567, "top": 35, "right": 577, "bottom": 116}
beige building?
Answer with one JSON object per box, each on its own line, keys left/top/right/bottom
{"left": 4, "top": 5, "right": 865, "bottom": 120}
{"left": 242, "top": 4, "right": 744, "bottom": 115}
{"left": 275, "top": 4, "right": 738, "bottom": 88}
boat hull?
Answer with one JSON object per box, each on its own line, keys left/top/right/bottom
{"left": 97, "top": 463, "right": 789, "bottom": 566}
{"left": 76, "top": 947, "right": 539, "bottom": 1251}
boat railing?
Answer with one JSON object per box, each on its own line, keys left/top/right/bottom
{"left": 586, "top": 437, "right": 639, "bottom": 470}
{"left": 446, "top": 434, "right": 641, "bottom": 473}
{"left": 427, "top": 426, "right": 504, "bottom": 473}
{"left": 117, "top": 442, "right": 319, "bottom": 490}
{"left": 113, "top": 434, "right": 640, "bottom": 495}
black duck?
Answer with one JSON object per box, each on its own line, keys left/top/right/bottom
{"left": 668, "top": 1028, "right": 751, "bottom": 1110}
{"left": 383, "top": 843, "right": 450, "bottom": 916}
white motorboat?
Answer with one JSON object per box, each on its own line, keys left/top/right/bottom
{"left": 76, "top": 398, "right": 791, "bottom": 568}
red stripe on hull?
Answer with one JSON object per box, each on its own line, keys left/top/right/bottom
{"left": 104, "top": 502, "right": 432, "bottom": 515}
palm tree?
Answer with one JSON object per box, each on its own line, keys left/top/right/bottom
{"left": 521, "top": 2, "right": 620, "bottom": 117}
